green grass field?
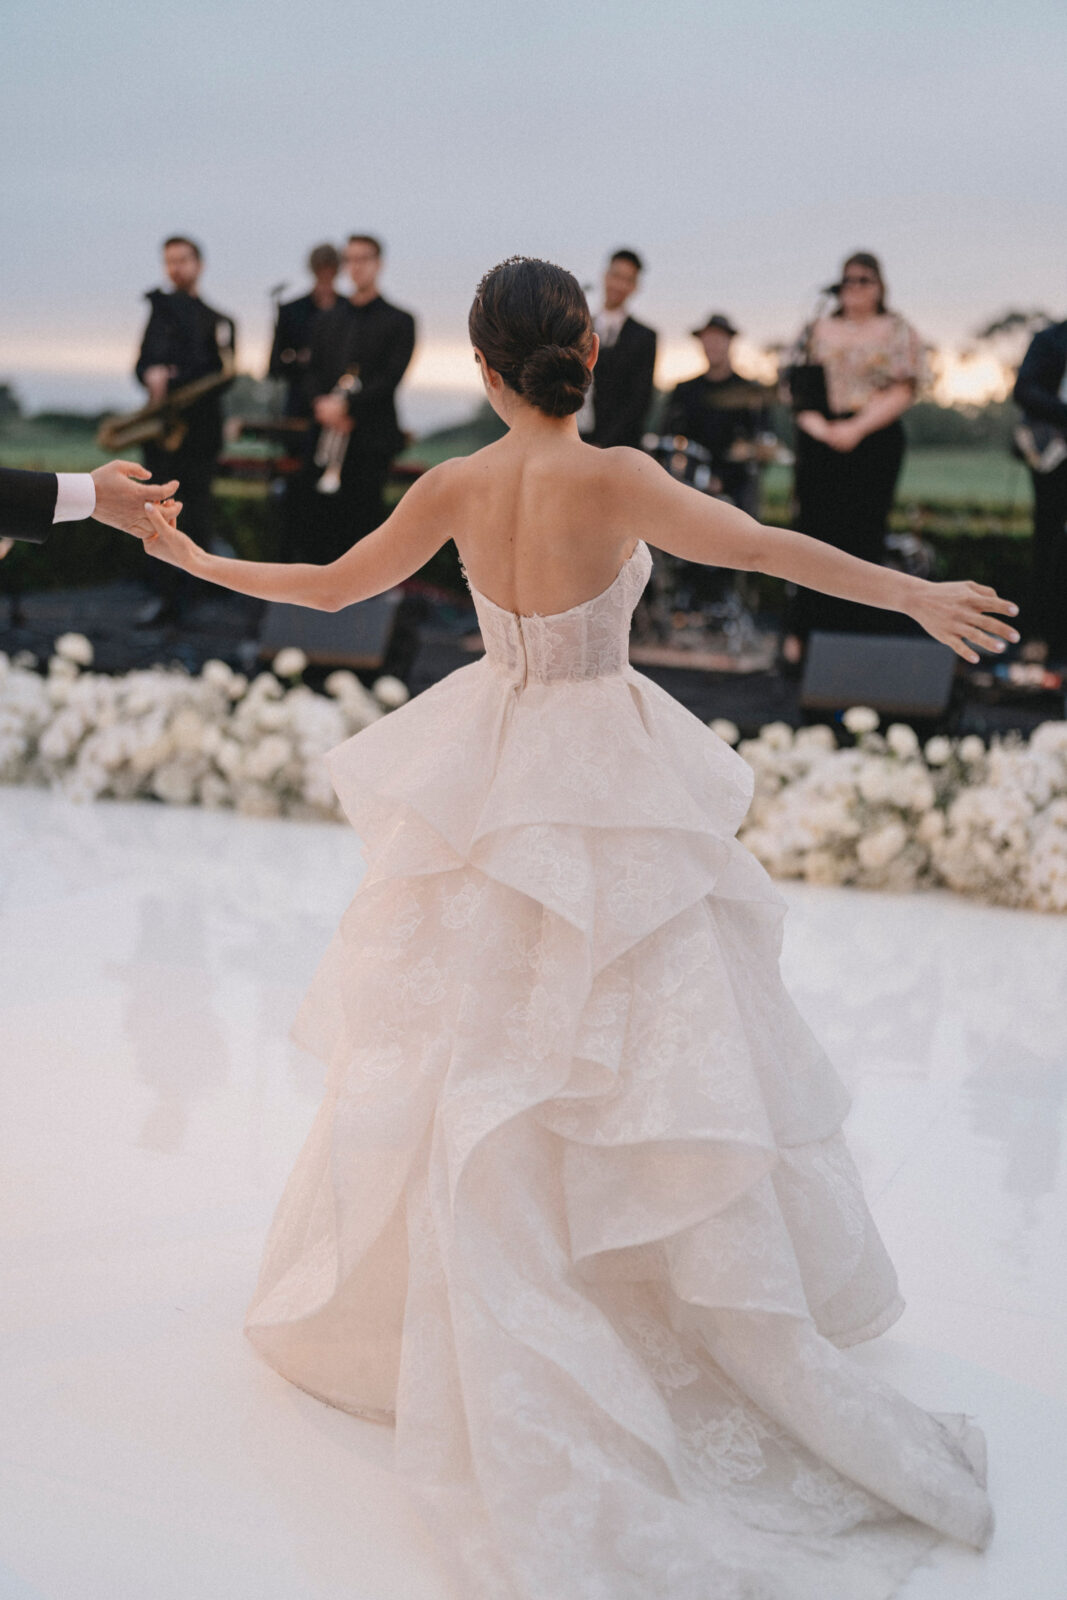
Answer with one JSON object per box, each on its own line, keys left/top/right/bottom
{"left": 0, "top": 416, "right": 1033, "bottom": 517}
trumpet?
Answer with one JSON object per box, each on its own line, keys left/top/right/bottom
{"left": 97, "top": 351, "right": 236, "bottom": 453}
{"left": 314, "top": 368, "right": 361, "bottom": 494}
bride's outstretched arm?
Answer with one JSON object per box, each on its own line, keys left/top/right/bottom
{"left": 140, "top": 464, "right": 455, "bottom": 611}
{"left": 616, "top": 450, "right": 1019, "bottom": 664}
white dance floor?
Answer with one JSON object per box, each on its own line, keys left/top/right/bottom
{"left": 1, "top": 785, "right": 1065, "bottom": 1600}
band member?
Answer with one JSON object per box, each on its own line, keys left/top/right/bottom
{"left": 664, "top": 313, "right": 772, "bottom": 515}
{"left": 1014, "top": 313, "right": 1067, "bottom": 666}
{"left": 268, "top": 243, "right": 341, "bottom": 417}
{"left": 296, "top": 234, "right": 416, "bottom": 563}
{"left": 578, "top": 249, "right": 657, "bottom": 449}
{"left": 782, "top": 253, "right": 926, "bottom": 650}
{"left": 135, "top": 236, "right": 236, "bottom": 624}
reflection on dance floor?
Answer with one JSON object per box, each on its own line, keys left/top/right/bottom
{"left": 1, "top": 787, "right": 1065, "bottom": 1600}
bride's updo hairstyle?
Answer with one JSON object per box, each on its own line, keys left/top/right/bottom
{"left": 469, "top": 256, "right": 594, "bottom": 418}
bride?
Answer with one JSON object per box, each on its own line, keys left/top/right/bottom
{"left": 142, "top": 257, "right": 1013, "bottom": 1600}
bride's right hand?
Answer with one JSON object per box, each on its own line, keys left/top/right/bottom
{"left": 906, "top": 579, "right": 1019, "bottom": 664}
{"left": 141, "top": 500, "right": 196, "bottom": 569}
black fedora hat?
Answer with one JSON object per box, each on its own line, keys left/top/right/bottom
{"left": 691, "top": 312, "right": 739, "bottom": 338}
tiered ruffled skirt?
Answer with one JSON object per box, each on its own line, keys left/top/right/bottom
{"left": 246, "top": 658, "right": 992, "bottom": 1600}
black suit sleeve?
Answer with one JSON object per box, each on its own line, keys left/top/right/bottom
{"left": 599, "top": 326, "right": 657, "bottom": 448}
{"left": 268, "top": 305, "right": 292, "bottom": 381}
{"left": 135, "top": 304, "right": 172, "bottom": 387}
{"left": 1014, "top": 329, "right": 1067, "bottom": 430}
{"left": 347, "top": 311, "right": 416, "bottom": 417}
{"left": 0, "top": 466, "right": 59, "bottom": 544}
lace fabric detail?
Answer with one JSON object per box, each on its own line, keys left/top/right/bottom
{"left": 462, "top": 540, "right": 653, "bottom": 685}
{"left": 245, "top": 531, "right": 992, "bottom": 1599}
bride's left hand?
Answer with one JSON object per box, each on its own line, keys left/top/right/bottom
{"left": 142, "top": 499, "right": 195, "bottom": 568}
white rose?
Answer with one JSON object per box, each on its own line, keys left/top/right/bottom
{"left": 54, "top": 632, "right": 94, "bottom": 668}
{"left": 273, "top": 647, "right": 308, "bottom": 680}
{"left": 916, "top": 810, "right": 945, "bottom": 844}
{"left": 886, "top": 723, "right": 920, "bottom": 759}
{"left": 201, "top": 659, "right": 235, "bottom": 691}
{"left": 255, "top": 702, "right": 288, "bottom": 732}
{"left": 857, "top": 761, "right": 893, "bottom": 805}
{"left": 248, "top": 672, "right": 283, "bottom": 700}
{"left": 1030, "top": 721, "right": 1067, "bottom": 758}
{"left": 793, "top": 724, "right": 837, "bottom": 755}
{"left": 214, "top": 738, "right": 244, "bottom": 777}
{"left": 843, "top": 705, "right": 879, "bottom": 736}
{"left": 709, "top": 718, "right": 740, "bottom": 746}
{"left": 857, "top": 819, "right": 909, "bottom": 872}
{"left": 169, "top": 707, "right": 208, "bottom": 753}
{"left": 958, "top": 735, "right": 986, "bottom": 764}
{"left": 372, "top": 674, "right": 410, "bottom": 709}
{"left": 151, "top": 760, "right": 198, "bottom": 806}
{"left": 244, "top": 734, "right": 293, "bottom": 781}
{"left": 803, "top": 848, "right": 847, "bottom": 886}
{"left": 924, "top": 735, "right": 953, "bottom": 766}
{"left": 759, "top": 721, "right": 794, "bottom": 752}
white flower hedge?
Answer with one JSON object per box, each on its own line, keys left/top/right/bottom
{"left": 0, "top": 636, "right": 404, "bottom": 821}
{"left": 2, "top": 637, "right": 1066, "bottom": 912}
{"left": 717, "top": 714, "right": 1067, "bottom": 913}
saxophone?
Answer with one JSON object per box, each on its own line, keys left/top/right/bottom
{"left": 314, "top": 367, "right": 361, "bottom": 494}
{"left": 97, "top": 350, "right": 236, "bottom": 453}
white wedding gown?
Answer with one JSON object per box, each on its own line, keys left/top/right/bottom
{"left": 245, "top": 539, "right": 992, "bottom": 1599}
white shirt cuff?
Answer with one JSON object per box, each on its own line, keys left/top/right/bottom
{"left": 53, "top": 473, "right": 97, "bottom": 524}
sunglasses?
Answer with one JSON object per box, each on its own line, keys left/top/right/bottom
{"left": 841, "top": 274, "right": 879, "bottom": 287}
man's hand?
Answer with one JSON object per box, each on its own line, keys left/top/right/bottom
{"left": 91, "top": 460, "right": 180, "bottom": 538}
{"left": 313, "top": 394, "right": 353, "bottom": 432}
{"left": 0, "top": 537, "right": 13, "bottom": 561}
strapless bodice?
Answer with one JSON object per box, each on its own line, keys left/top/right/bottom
{"left": 461, "top": 540, "right": 652, "bottom": 687}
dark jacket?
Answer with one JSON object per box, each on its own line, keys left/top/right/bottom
{"left": 583, "top": 315, "right": 657, "bottom": 448}
{"left": 1014, "top": 321, "right": 1067, "bottom": 431}
{"left": 664, "top": 370, "right": 772, "bottom": 461}
{"left": 0, "top": 466, "right": 58, "bottom": 544}
{"left": 268, "top": 292, "right": 335, "bottom": 416}
{"left": 135, "top": 288, "right": 237, "bottom": 457}
{"left": 306, "top": 294, "right": 416, "bottom": 457}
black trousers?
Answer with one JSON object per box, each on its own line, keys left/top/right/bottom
{"left": 282, "top": 447, "right": 392, "bottom": 565}
{"left": 1028, "top": 460, "right": 1067, "bottom": 660}
{"left": 791, "top": 418, "right": 905, "bottom": 637}
{"left": 143, "top": 440, "right": 219, "bottom": 611}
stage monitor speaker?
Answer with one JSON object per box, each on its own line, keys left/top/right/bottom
{"left": 799, "top": 631, "right": 956, "bottom": 718}
{"left": 258, "top": 589, "right": 403, "bottom": 669}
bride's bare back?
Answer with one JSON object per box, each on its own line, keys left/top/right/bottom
{"left": 439, "top": 432, "right": 640, "bottom": 617}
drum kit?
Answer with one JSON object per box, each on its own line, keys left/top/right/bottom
{"left": 637, "top": 431, "right": 788, "bottom": 659}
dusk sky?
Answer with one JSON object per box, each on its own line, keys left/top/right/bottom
{"left": 3, "top": 0, "right": 1065, "bottom": 421}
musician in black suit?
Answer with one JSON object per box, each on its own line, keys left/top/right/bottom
{"left": 578, "top": 250, "right": 657, "bottom": 449}
{"left": 268, "top": 243, "right": 340, "bottom": 417}
{"left": 297, "top": 234, "right": 416, "bottom": 562}
{"left": 134, "top": 236, "right": 236, "bottom": 623}
{"left": 664, "top": 313, "right": 772, "bottom": 516}
{"left": 0, "top": 461, "right": 178, "bottom": 547}
{"left": 1014, "top": 318, "right": 1067, "bottom": 664}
